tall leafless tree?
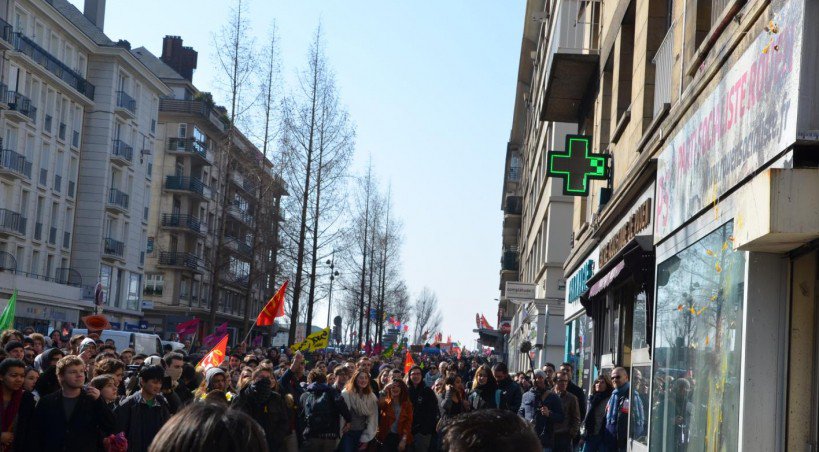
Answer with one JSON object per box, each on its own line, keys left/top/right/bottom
{"left": 412, "top": 287, "right": 442, "bottom": 345}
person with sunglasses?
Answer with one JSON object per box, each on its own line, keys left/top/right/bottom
{"left": 582, "top": 374, "right": 613, "bottom": 451}
{"left": 604, "top": 367, "right": 637, "bottom": 452}
{"left": 552, "top": 371, "right": 580, "bottom": 452}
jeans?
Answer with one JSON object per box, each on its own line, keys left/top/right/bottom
{"left": 340, "top": 430, "right": 365, "bottom": 452}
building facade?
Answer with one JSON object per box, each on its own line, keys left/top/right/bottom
{"left": 514, "top": 0, "right": 819, "bottom": 450}
{"left": 0, "top": 0, "right": 166, "bottom": 332}
{"left": 134, "top": 37, "right": 285, "bottom": 345}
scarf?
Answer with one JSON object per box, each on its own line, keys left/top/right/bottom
{"left": 605, "top": 382, "right": 630, "bottom": 432}
{"left": 345, "top": 390, "right": 378, "bottom": 417}
{"left": 0, "top": 389, "right": 23, "bottom": 433}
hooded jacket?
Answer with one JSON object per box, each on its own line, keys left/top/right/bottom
{"left": 298, "top": 383, "right": 351, "bottom": 439}
{"left": 407, "top": 380, "right": 439, "bottom": 435}
{"left": 232, "top": 380, "right": 289, "bottom": 451}
{"left": 116, "top": 391, "right": 171, "bottom": 452}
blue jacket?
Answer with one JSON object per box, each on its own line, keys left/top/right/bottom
{"left": 518, "top": 387, "right": 565, "bottom": 448}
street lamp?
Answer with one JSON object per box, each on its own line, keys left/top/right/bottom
{"left": 326, "top": 251, "right": 340, "bottom": 329}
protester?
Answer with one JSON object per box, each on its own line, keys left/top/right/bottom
{"left": 468, "top": 365, "right": 506, "bottom": 410}
{"left": 340, "top": 369, "right": 380, "bottom": 452}
{"left": 148, "top": 402, "right": 267, "bottom": 452}
{"left": 30, "top": 355, "right": 115, "bottom": 451}
{"left": 492, "top": 362, "right": 522, "bottom": 413}
{"left": 605, "top": 367, "right": 641, "bottom": 452}
{"left": 299, "top": 369, "right": 352, "bottom": 452}
{"left": 232, "top": 366, "right": 289, "bottom": 452}
{"left": 196, "top": 367, "right": 234, "bottom": 403}
{"left": 406, "top": 365, "right": 438, "bottom": 452}
{"left": 552, "top": 370, "right": 580, "bottom": 452}
{"left": 89, "top": 374, "right": 120, "bottom": 411}
{"left": 518, "top": 369, "right": 564, "bottom": 451}
{"left": 377, "top": 378, "right": 413, "bottom": 451}
{"left": 440, "top": 409, "right": 541, "bottom": 452}
{"left": 0, "top": 359, "right": 35, "bottom": 451}
{"left": 117, "top": 365, "right": 172, "bottom": 452}
{"left": 582, "top": 374, "right": 613, "bottom": 452}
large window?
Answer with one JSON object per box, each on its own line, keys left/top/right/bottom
{"left": 566, "top": 315, "right": 593, "bottom": 393}
{"left": 650, "top": 222, "right": 745, "bottom": 451}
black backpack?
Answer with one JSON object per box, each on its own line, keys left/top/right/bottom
{"left": 303, "top": 390, "right": 335, "bottom": 435}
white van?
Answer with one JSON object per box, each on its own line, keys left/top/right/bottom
{"left": 71, "top": 329, "right": 163, "bottom": 356}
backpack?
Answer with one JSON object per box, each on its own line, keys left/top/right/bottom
{"left": 303, "top": 390, "right": 335, "bottom": 436}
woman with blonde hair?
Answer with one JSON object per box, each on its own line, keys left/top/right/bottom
{"left": 376, "top": 378, "right": 413, "bottom": 451}
{"left": 236, "top": 367, "right": 253, "bottom": 392}
{"left": 340, "top": 369, "right": 379, "bottom": 452}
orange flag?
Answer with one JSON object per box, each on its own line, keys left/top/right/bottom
{"left": 403, "top": 351, "right": 415, "bottom": 374}
{"left": 196, "top": 335, "right": 228, "bottom": 372}
{"left": 257, "top": 280, "right": 289, "bottom": 326}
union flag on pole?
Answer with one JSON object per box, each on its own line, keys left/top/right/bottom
{"left": 196, "top": 335, "right": 228, "bottom": 372}
{"left": 403, "top": 351, "right": 415, "bottom": 374}
{"left": 257, "top": 280, "right": 288, "bottom": 326}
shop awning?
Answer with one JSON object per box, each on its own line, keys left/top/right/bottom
{"left": 588, "top": 260, "right": 625, "bottom": 298}
{"left": 474, "top": 328, "right": 503, "bottom": 348}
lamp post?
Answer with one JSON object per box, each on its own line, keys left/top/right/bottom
{"left": 326, "top": 251, "right": 340, "bottom": 329}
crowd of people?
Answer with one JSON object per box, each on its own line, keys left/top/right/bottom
{"left": 0, "top": 327, "right": 638, "bottom": 452}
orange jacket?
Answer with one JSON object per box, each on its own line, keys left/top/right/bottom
{"left": 376, "top": 397, "right": 414, "bottom": 444}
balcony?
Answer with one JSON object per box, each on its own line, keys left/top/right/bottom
{"left": 0, "top": 149, "right": 33, "bottom": 181}
{"left": 4, "top": 91, "right": 37, "bottom": 123}
{"left": 0, "top": 18, "right": 12, "bottom": 50}
{"left": 115, "top": 91, "right": 136, "bottom": 118}
{"left": 161, "top": 213, "right": 203, "bottom": 235}
{"left": 0, "top": 209, "right": 26, "bottom": 237}
{"left": 12, "top": 32, "right": 95, "bottom": 100}
{"left": 102, "top": 238, "right": 125, "bottom": 260}
{"left": 652, "top": 26, "right": 674, "bottom": 119}
{"left": 159, "top": 98, "right": 227, "bottom": 132}
{"left": 157, "top": 251, "right": 202, "bottom": 273}
{"left": 501, "top": 246, "right": 519, "bottom": 272}
{"left": 164, "top": 175, "right": 210, "bottom": 200}
{"left": 225, "top": 234, "right": 253, "bottom": 258}
{"left": 540, "top": 0, "right": 600, "bottom": 122}
{"left": 107, "top": 188, "right": 130, "bottom": 213}
{"left": 231, "top": 172, "right": 256, "bottom": 195}
{"left": 167, "top": 137, "right": 210, "bottom": 165}
{"left": 110, "top": 140, "right": 133, "bottom": 165}
{"left": 227, "top": 204, "right": 254, "bottom": 226}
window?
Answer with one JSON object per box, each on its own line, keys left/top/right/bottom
{"left": 126, "top": 273, "right": 140, "bottom": 311}
{"left": 99, "top": 264, "right": 112, "bottom": 306}
{"left": 650, "top": 222, "right": 745, "bottom": 451}
{"left": 143, "top": 273, "right": 164, "bottom": 296}
{"left": 178, "top": 123, "right": 187, "bottom": 139}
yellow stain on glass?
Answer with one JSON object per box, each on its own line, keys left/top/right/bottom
{"left": 715, "top": 262, "right": 722, "bottom": 273}
{"left": 706, "top": 249, "right": 715, "bottom": 256}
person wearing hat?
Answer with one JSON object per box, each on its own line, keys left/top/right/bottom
{"left": 195, "top": 367, "right": 235, "bottom": 404}
{"left": 117, "top": 365, "right": 171, "bottom": 452}
{"left": 4, "top": 341, "right": 24, "bottom": 360}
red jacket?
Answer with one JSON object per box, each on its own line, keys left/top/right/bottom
{"left": 376, "top": 396, "right": 413, "bottom": 444}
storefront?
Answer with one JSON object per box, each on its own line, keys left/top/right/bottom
{"left": 14, "top": 300, "right": 81, "bottom": 334}
{"left": 564, "top": 249, "right": 597, "bottom": 392}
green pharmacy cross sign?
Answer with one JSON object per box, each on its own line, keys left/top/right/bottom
{"left": 546, "top": 135, "right": 609, "bottom": 196}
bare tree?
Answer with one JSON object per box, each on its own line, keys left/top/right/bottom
{"left": 412, "top": 287, "right": 442, "bottom": 345}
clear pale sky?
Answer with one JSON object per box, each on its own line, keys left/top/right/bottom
{"left": 71, "top": 0, "right": 526, "bottom": 346}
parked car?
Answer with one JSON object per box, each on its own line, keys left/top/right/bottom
{"left": 71, "top": 329, "right": 163, "bottom": 356}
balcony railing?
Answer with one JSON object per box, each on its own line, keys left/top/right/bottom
{"left": 504, "top": 196, "right": 523, "bottom": 215}
{"left": 116, "top": 91, "right": 136, "bottom": 114}
{"left": 0, "top": 209, "right": 26, "bottom": 235}
{"left": 652, "top": 26, "right": 674, "bottom": 118}
{"left": 161, "top": 213, "right": 202, "bottom": 234}
{"left": 507, "top": 165, "right": 522, "bottom": 183}
{"left": 501, "top": 246, "right": 519, "bottom": 272}
{"left": 108, "top": 188, "right": 130, "bottom": 210}
{"left": 165, "top": 175, "right": 208, "bottom": 198}
{"left": 167, "top": 137, "right": 209, "bottom": 162}
{"left": 12, "top": 32, "right": 95, "bottom": 100}
{"left": 158, "top": 251, "right": 200, "bottom": 271}
{"left": 551, "top": 0, "right": 599, "bottom": 55}
{"left": 159, "top": 98, "right": 227, "bottom": 132}
{"left": 103, "top": 238, "right": 124, "bottom": 258}
{"left": 228, "top": 204, "right": 254, "bottom": 225}
{"left": 5, "top": 91, "right": 37, "bottom": 122}
{"left": 0, "top": 17, "right": 12, "bottom": 45}
{"left": 111, "top": 140, "right": 133, "bottom": 163}
{"left": 0, "top": 149, "right": 33, "bottom": 179}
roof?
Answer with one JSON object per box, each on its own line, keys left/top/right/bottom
{"left": 131, "top": 47, "right": 185, "bottom": 81}
{"left": 46, "top": 0, "right": 114, "bottom": 46}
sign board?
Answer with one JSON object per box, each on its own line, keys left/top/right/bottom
{"left": 568, "top": 260, "right": 595, "bottom": 304}
{"left": 598, "top": 184, "right": 654, "bottom": 268}
{"left": 547, "top": 135, "right": 609, "bottom": 197}
{"left": 655, "top": 0, "right": 802, "bottom": 240}
{"left": 505, "top": 282, "right": 536, "bottom": 301}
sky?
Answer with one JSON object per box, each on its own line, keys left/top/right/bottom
{"left": 70, "top": 0, "right": 526, "bottom": 346}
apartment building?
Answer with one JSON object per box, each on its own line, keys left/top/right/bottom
{"left": 0, "top": 0, "right": 166, "bottom": 332}
{"left": 495, "top": 0, "right": 575, "bottom": 372}
{"left": 512, "top": 0, "right": 819, "bottom": 449}
{"left": 134, "top": 37, "right": 285, "bottom": 345}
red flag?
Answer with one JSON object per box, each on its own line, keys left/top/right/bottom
{"left": 453, "top": 346, "right": 462, "bottom": 359}
{"left": 480, "top": 314, "right": 493, "bottom": 330}
{"left": 175, "top": 318, "right": 199, "bottom": 337}
{"left": 403, "top": 324, "right": 409, "bottom": 332}
{"left": 196, "top": 335, "right": 228, "bottom": 372}
{"left": 257, "top": 281, "right": 288, "bottom": 326}
{"left": 203, "top": 322, "right": 228, "bottom": 348}
{"left": 403, "top": 351, "right": 415, "bottom": 374}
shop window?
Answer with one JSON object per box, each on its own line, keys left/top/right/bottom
{"left": 629, "top": 364, "right": 650, "bottom": 444}
{"left": 650, "top": 222, "right": 744, "bottom": 451}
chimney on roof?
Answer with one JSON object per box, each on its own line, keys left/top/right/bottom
{"left": 83, "top": 0, "right": 106, "bottom": 31}
{"left": 160, "top": 35, "right": 198, "bottom": 82}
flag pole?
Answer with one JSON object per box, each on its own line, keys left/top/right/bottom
{"left": 241, "top": 323, "right": 255, "bottom": 346}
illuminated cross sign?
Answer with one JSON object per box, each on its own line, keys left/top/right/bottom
{"left": 546, "top": 135, "right": 609, "bottom": 196}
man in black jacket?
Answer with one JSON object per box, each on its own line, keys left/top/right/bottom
{"left": 492, "top": 362, "right": 523, "bottom": 413}
{"left": 406, "top": 365, "right": 439, "bottom": 452}
{"left": 117, "top": 365, "right": 171, "bottom": 452}
{"left": 560, "top": 362, "right": 587, "bottom": 449}
{"left": 299, "top": 370, "right": 351, "bottom": 452}
{"left": 29, "top": 355, "right": 115, "bottom": 452}
{"left": 232, "top": 366, "right": 289, "bottom": 451}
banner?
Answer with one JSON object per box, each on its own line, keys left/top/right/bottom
{"left": 291, "top": 327, "right": 330, "bottom": 352}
